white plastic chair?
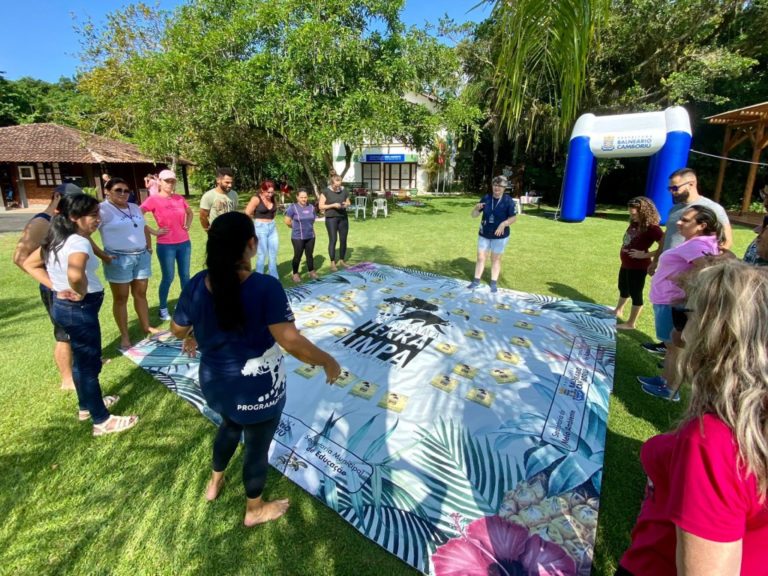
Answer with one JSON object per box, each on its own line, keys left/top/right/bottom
{"left": 372, "top": 197, "right": 388, "bottom": 218}
{"left": 353, "top": 195, "right": 367, "bottom": 220}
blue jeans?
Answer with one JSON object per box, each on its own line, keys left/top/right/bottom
{"left": 254, "top": 221, "right": 279, "bottom": 278}
{"left": 51, "top": 292, "right": 109, "bottom": 424}
{"left": 156, "top": 241, "right": 191, "bottom": 309}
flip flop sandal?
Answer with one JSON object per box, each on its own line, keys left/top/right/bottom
{"left": 78, "top": 395, "right": 120, "bottom": 421}
{"left": 93, "top": 414, "right": 139, "bottom": 437}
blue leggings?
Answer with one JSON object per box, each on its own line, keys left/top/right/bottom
{"left": 156, "top": 241, "right": 191, "bottom": 309}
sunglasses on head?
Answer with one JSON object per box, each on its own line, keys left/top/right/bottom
{"left": 668, "top": 180, "right": 695, "bottom": 192}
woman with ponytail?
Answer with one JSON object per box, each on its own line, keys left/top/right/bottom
{"left": 171, "top": 211, "right": 340, "bottom": 526}
{"left": 23, "top": 193, "right": 139, "bottom": 436}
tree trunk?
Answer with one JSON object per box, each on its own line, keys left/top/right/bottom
{"left": 301, "top": 156, "right": 320, "bottom": 196}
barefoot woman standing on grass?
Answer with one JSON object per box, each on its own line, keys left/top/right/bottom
{"left": 171, "top": 212, "right": 340, "bottom": 526}
{"left": 613, "top": 197, "right": 663, "bottom": 330}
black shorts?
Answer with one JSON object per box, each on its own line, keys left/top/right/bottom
{"left": 617, "top": 267, "right": 648, "bottom": 306}
{"left": 39, "top": 285, "right": 70, "bottom": 343}
{"left": 671, "top": 306, "right": 688, "bottom": 332}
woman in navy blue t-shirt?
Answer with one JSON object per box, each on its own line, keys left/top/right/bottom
{"left": 171, "top": 212, "right": 340, "bottom": 527}
{"left": 467, "top": 175, "right": 518, "bottom": 293}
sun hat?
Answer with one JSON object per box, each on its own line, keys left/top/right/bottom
{"left": 158, "top": 169, "right": 177, "bottom": 181}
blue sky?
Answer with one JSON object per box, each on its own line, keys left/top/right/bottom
{"left": 2, "top": 1, "right": 492, "bottom": 82}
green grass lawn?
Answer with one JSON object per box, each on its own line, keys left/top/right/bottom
{"left": 0, "top": 196, "right": 754, "bottom": 575}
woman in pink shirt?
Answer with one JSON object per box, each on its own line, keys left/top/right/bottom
{"left": 637, "top": 205, "right": 722, "bottom": 401}
{"left": 140, "top": 169, "right": 194, "bottom": 321}
{"left": 618, "top": 260, "right": 768, "bottom": 576}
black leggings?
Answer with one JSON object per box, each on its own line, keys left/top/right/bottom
{"left": 617, "top": 267, "right": 648, "bottom": 306}
{"left": 212, "top": 413, "right": 281, "bottom": 499}
{"left": 325, "top": 217, "right": 349, "bottom": 262}
{"left": 291, "top": 237, "right": 316, "bottom": 274}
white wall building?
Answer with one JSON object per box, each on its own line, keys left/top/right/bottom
{"left": 331, "top": 93, "right": 451, "bottom": 195}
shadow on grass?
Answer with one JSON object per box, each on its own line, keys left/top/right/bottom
{"left": 546, "top": 282, "right": 597, "bottom": 303}
{"left": 0, "top": 296, "right": 42, "bottom": 325}
{"left": 591, "top": 427, "right": 645, "bottom": 576}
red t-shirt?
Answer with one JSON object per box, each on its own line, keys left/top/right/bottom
{"left": 620, "top": 414, "right": 768, "bottom": 575}
{"left": 620, "top": 223, "right": 663, "bottom": 270}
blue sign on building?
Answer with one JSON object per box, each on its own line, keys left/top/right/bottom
{"left": 365, "top": 154, "right": 406, "bottom": 163}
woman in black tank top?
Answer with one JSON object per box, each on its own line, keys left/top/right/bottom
{"left": 245, "top": 181, "right": 280, "bottom": 278}
{"left": 319, "top": 175, "right": 350, "bottom": 271}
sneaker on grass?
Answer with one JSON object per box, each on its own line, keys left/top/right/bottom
{"left": 641, "top": 341, "right": 667, "bottom": 356}
{"left": 159, "top": 308, "right": 171, "bottom": 321}
{"left": 637, "top": 375, "right": 667, "bottom": 388}
{"left": 641, "top": 381, "right": 680, "bottom": 402}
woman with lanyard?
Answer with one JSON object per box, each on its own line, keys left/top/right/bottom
{"left": 98, "top": 178, "right": 160, "bottom": 351}
{"left": 467, "top": 175, "right": 517, "bottom": 293}
{"left": 23, "top": 194, "right": 138, "bottom": 436}
{"left": 245, "top": 180, "right": 279, "bottom": 279}
{"left": 318, "top": 175, "right": 350, "bottom": 271}
{"left": 284, "top": 188, "right": 318, "bottom": 283}
{"left": 140, "top": 169, "right": 194, "bottom": 321}
{"left": 171, "top": 212, "right": 340, "bottom": 525}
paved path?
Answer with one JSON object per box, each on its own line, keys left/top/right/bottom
{"left": 0, "top": 207, "right": 40, "bottom": 234}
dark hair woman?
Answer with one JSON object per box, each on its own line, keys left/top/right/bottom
{"left": 245, "top": 180, "right": 279, "bottom": 278}
{"left": 618, "top": 260, "right": 768, "bottom": 575}
{"left": 99, "top": 177, "right": 159, "bottom": 350}
{"left": 318, "top": 175, "right": 350, "bottom": 271}
{"left": 637, "top": 205, "right": 723, "bottom": 401}
{"left": 614, "top": 196, "right": 663, "bottom": 330}
{"left": 284, "top": 188, "right": 318, "bottom": 283}
{"left": 170, "top": 211, "right": 340, "bottom": 526}
{"left": 23, "top": 193, "right": 138, "bottom": 436}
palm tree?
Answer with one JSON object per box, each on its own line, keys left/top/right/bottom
{"left": 489, "top": 0, "right": 609, "bottom": 151}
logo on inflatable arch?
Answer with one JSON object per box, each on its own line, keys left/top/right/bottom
{"left": 560, "top": 106, "right": 692, "bottom": 224}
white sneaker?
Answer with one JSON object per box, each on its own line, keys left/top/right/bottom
{"left": 159, "top": 308, "right": 171, "bottom": 321}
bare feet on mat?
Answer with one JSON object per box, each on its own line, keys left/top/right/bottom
{"left": 206, "top": 471, "right": 225, "bottom": 501}
{"left": 291, "top": 273, "right": 301, "bottom": 283}
{"left": 309, "top": 271, "right": 318, "bottom": 280}
{"left": 330, "top": 262, "right": 338, "bottom": 272}
{"left": 147, "top": 326, "right": 162, "bottom": 336}
{"left": 616, "top": 322, "right": 636, "bottom": 330}
{"left": 244, "top": 496, "right": 290, "bottom": 526}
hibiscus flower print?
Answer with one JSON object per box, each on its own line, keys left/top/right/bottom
{"left": 432, "top": 515, "right": 576, "bottom": 576}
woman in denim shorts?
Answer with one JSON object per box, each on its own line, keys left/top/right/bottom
{"left": 99, "top": 178, "right": 159, "bottom": 350}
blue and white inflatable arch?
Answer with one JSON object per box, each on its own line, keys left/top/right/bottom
{"left": 560, "top": 106, "right": 692, "bottom": 224}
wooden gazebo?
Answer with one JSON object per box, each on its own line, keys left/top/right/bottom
{"left": 707, "top": 101, "right": 768, "bottom": 212}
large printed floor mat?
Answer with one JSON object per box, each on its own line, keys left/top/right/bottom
{"left": 125, "top": 263, "right": 615, "bottom": 575}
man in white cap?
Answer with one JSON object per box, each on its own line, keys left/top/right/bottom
{"left": 13, "top": 183, "right": 84, "bottom": 390}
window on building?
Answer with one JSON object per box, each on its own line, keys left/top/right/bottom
{"left": 361, "top": 163, "right": 381, "bottom": 190}
{"left": 384, "top": 163, "right": 416, "bottom": 191}
{"left": 36, "top": 163, "right": 63, "bottom": 186}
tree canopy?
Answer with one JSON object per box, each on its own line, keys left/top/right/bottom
{"left": 77, "top": 0, "right": 479, "bottom": 190}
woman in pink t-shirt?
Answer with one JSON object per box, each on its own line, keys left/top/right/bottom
{"left": 618, "top": 260, "right": 768, "bottom": 576}
{"left": 140, "top": 169, "right": 193, "bottom": 321}
{"left": 637, "top": 205, "right": 722, "bottom": 401}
